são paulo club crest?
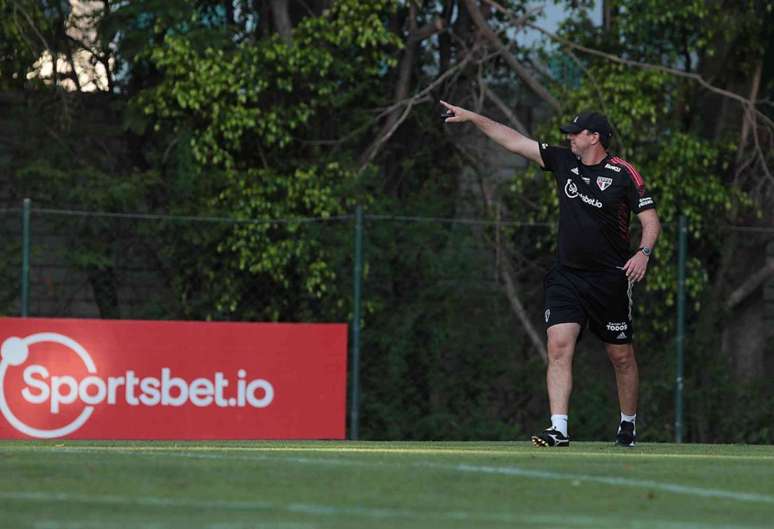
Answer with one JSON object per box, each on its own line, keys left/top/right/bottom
{"left": 596, "top": 177, "right": 613, "bottom": 191}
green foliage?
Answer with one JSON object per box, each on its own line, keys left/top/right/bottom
{"left": 0, "top": 0, "right": 57, "bottom": 90}
{"left": 130, "top": 0, "right": 400, "bottom": 320}
{"left": 360, "top": 219, "right": 542, "bottom": 440}
{"left": 613, "top": 0, "right": 718, "bottom": 61}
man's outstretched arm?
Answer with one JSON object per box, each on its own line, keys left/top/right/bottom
{"left": 440, "top": 100, "right": 543, "bottom": 167}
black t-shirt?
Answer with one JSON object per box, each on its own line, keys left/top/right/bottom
{"left": 539, "top": 142, "right": 656, "bottom": 271}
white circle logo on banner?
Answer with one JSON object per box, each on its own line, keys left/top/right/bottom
{"left": 0, "top": 333, "right": 96, "bottom": 439}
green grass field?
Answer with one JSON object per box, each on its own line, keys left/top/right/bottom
{"left": 1, "top": 441, "right": 773, "bottom": 529}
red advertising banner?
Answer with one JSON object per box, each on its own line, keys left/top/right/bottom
{"left": 0, "top": 318, "right": 348, "bottom": 440}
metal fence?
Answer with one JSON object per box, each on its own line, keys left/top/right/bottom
{"left": 2, "top": 199, "right": 773, "bottom": 443}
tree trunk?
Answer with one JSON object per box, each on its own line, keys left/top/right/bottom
{"left": 359, "top": 6, "right": 445, "bottom": 171}
{"left": 722, "top": 239, "right": 774, "bottom": 380}
{"left": 270, "top": 0, "right": 293, "bottom": 44}
{"left": 735, "top": 60, "right": 763, "bottom": 164}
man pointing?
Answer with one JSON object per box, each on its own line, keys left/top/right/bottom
{"left": 441, "top": 100, "right": 661, "bottom": 447}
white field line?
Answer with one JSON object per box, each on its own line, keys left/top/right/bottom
{"left": 447, "top": 463, "right": 774, "bottom": 504}
{"left": 0, "top": 489, "right": 546, "bottom": 525}
{"left": 34, "top": 521, "right": 315, "bottom": 529}
{"left": 4, "top": 443, "right": 773, "bottom": 461}
{"left": 163, "top": 451, "right": 774, "bottom": 505}
{"left": 5, "top": 446, "right": 774, "bottom": 506}
{"left": 0, "top": 490, "right": 761, "bottom": 529}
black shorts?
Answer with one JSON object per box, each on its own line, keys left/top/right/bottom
{"left": 543, "top": 263, "right": 634, "bottom": 344}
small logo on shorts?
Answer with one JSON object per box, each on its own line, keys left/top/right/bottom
{"left": 617, "top": 332, "right": 627, "bottom": 340}
{"left": 544, "top": 309, "right": 550, "bottom": 323}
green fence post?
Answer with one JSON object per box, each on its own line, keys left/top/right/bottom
{"left": 349, "top": 205, "right": 364, "bottom": 441}
{"left": 21, "top": 198, "right": 31, "bottom": 317}
{"left": 675, "top": 215, "right": 687, "bottom": 443}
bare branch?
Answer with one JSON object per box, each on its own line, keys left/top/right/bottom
{"left": 461, "top": 0, "right": 560, "bottom": 111}
{"left": 737, "top": 60, "right": 762, "bottom": 162}
{"left": 480, "top": 82, "right": 527, "bottom": 135}
{"left": 357, "top": 7, "right": 446, "bottom": 170}
{"left": 303, "top": 48, "right": 502, "bottom": 152}
{"left": 474, "top": 62, "right": 486, "bottom": 112}
{"left": 11, "top": 0, "right": 52, "bottom": 56}
{"left": 357, "top": 54, "right": 471, "bottom": 174}
{"left": 726, "top": 259, "right": 774, "bottom": 311}
{"left": 460, "top": 159, "right": 548, "bottom": 364}
{"left": 751, "top": 119, "right": 774, "bottom": 187}
{"left": 11, "top": 1, "right": 71, "bottom": 117}
{"left": 411, "top": 17, "right": 446, "bottom": 44}
{"left": 359, "top": 5, "right": 420, "bottom": 167}
{"left": 733, "top": 145, "right": 759, "bottom": 185}
{"left": 526, "top": 22, "right": 774, "bottom": 133}
{"left": 499, "top": 255, "right": 548, "bottom": 363}
{"left": 359, "top": 97, "right": 423, "bottom": 172}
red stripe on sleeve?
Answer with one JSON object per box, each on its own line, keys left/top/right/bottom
{"left": 611, "top": 156, "right": 644, "bottom": 188}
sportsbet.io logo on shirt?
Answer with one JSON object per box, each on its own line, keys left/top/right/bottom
{"left": 0, "top": 332, "right": 274, "bottom": 439}
{"left": 564, "top": 179, "right": 602, "bottom": 208}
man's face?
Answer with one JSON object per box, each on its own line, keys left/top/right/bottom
{"left": 567, "top": 129, "right": 599, "bottom": 155}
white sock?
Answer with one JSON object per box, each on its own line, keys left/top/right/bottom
{"left": 551, "top": 414, "right": 568, "bottom": 437}
{"left": 620, "top": 413, "right": 636, "bottom": 432}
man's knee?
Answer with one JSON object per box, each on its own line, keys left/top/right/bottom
{"left": 546, "top": 323, "right": 580, "bottom": 363}
{"left": 547, "top": 336, "right": 575, "bottom": 364}
{"left": 606, "top": 343, "right": 636, "bottom": 369}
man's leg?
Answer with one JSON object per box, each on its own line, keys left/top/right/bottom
{"left": 605, "top": 342, "right": 638, "bottom": 415}
{"left": 532, "top": 322, "right": 580, "bottom": 447}
{"left": 547, "top": 322, "right": 582, "bottom": 415}
{"left": 606, "top": 342, "right": 639, "bottom": 446}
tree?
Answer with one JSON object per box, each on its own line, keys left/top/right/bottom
{"left": 123, "top": 0, "right": 401, "bottom": 319}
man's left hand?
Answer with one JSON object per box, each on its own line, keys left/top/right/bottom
{"left": 623, "top": 252, "right": 649, "bottom": 282}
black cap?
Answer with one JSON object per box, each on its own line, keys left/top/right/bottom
{"left": 560, "top": 111, "right": 613, "bottom": 147}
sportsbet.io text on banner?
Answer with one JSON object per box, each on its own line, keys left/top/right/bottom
{"left": 0, "top": 318, "right": 347, "bottom": 440}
